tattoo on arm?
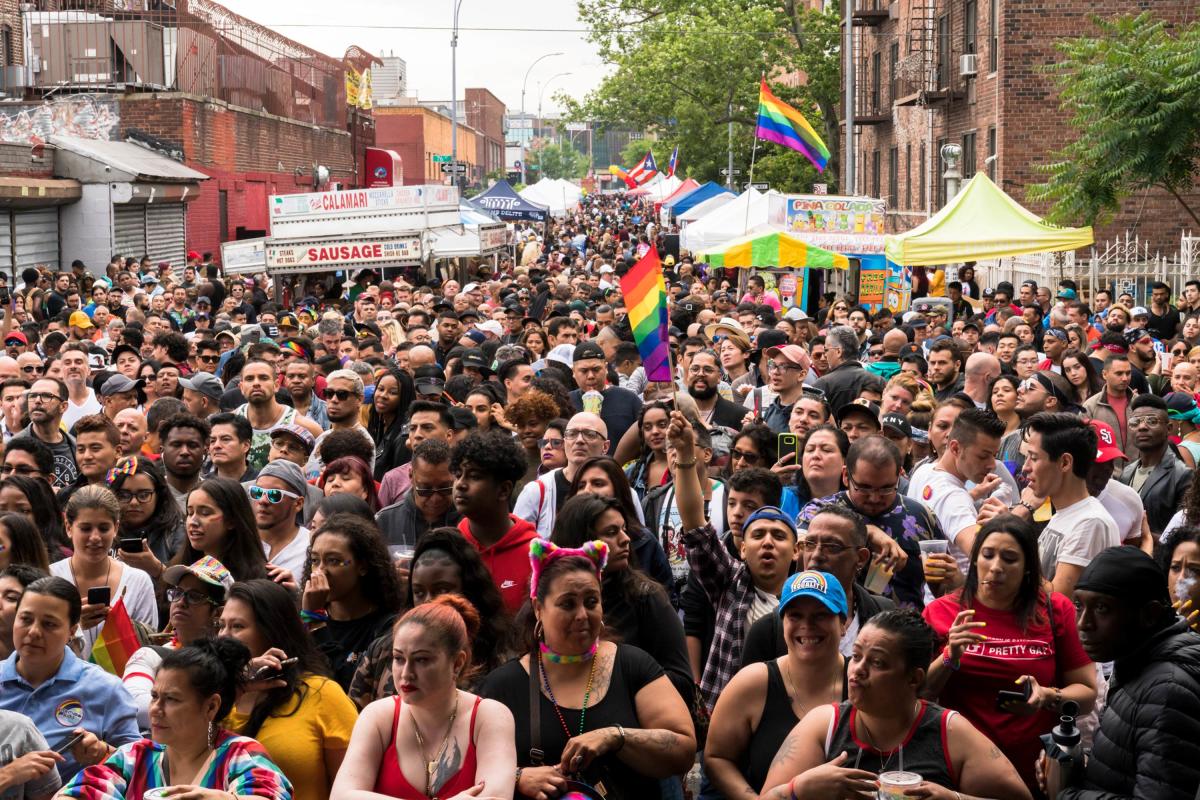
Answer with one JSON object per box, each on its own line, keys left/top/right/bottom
{"left": 987, "top": 745, "right": 1002, "bottom": 760}
{"left": 770, "top": 731, "right": 799, "bottom": 769}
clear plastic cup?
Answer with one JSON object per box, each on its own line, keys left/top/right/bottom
{"left": 582, "top": 390, "right": 604, "bottom": 414}
{"left": 878, "top": 771, "right": 922, "bottom": 799}
{"left": 918, "top": 539, "right": 949, "bottom": 564}
{"left": 389, "top": 544, "right": 415, "bottom": 572}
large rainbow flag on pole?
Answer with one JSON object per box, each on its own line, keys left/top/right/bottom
{"left": 90, "top": 595, "right": 141, "bottom": 676}
{"left": 619, "top": 248, "right": 672, "bottom": 381}
{"left": 755, "top": 79, "right": 830, "bottom": 172}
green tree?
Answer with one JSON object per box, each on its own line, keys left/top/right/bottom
{"left": 562, "top": 0, "right": 840, "bottom": 188}
{"left": 530, "top": 142, "right": 589, "bottom": 180}
{"left": 1029, "top": 13, "right": 1200, "bottom": 227}
{"left": 620, "top": 137, "right": 659, "bottom": 170}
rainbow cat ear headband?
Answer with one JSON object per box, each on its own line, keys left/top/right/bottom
{"left": 528, "top": 539, "right": 609, "bottom": 599}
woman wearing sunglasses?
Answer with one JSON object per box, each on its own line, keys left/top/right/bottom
{"left": 168, "top": 478, "right": 268, "bottom": 582}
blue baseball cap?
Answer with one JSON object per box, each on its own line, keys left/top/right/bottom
{"left": 742, "top": 506, "right": 798, "bottom": 539}
{"left": 778, "top": 570, "right": 849, "bottom": 618}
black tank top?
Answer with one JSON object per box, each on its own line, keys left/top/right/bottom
{"left": 741, "top": 661, "right": 799, "bottom": 792}
{"left": 824, "top": 700, "right": 957, "bottom": 788}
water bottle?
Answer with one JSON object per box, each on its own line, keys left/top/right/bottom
{"left": 1045, "top": 700, "right": 1083, "bottom": 798}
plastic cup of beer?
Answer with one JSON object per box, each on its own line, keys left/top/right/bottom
{"left": 877, "top": 771, "right": 922, "bottom": 799}
{"left": 918, "top": 539, "right": 949, "bottom": 565}
{"left": 582, "top": 390, "right": 604, "bottom": 414}
{"left": 389, "top": 545, "right": 415, "bottom": 572}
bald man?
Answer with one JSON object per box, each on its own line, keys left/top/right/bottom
{"left": 114, "top": 407, "right": 149, "bottom": 456}
{"left": 407, "top": 344, "right": 437, "bottom": 374}
{"left": 866, "top": 328, "right": 911, "bottom": 380}
{"left": 16, "top": 352, "right": 42, "bottom": 382}
{"left": 963, "top": 352, "right": 1002, "bottom": 409}
{"left": 0, "top": 356, "right": 17, "bottom": 381}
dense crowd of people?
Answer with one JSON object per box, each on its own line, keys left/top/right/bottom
{"left": 0, "top": 194, "right": 1199, "bottom": 800}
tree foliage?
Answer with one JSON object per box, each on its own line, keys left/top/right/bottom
{"left": 620, "top": 137, "right": 658, "bottom": 169}
{"left": 530, "top": 142, "right": 590, "bottom": 180}
{"left": 562, "top": 0, "right": 841, "bottom": 191}
{"left": 1029, "top": 13, "right": 1200, "bottom": 227}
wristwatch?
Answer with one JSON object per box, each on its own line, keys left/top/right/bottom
{"left": 1018, "top": 499, "right": 1038, "bottom": 514}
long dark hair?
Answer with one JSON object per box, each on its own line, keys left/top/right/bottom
{"left": 224, "top": 579, "right": 331, "bottom": 738}
{"left": 1061, "top": 349, "right": 1103, "bottom": 403}
{"left": 1180, "top": 469, "right": 1200, "bottom": 529}
{"left": 303, "top": 514, "right": 402, "bottom": 614}
{"left": 367, "top": 366, "right": 414, "bottom": 447}
{"left": 958, "top": 514, "right": 1046, "bottom": 631}
{"left": 568, "top": 456, "right": 645, "bottom": 533}
{"left": 170, "top": 478, "right": 268, "bottom": 581}
{"left": 635, "top": 401, "right": 672, "bottom": 454}
{"left": 0, "top": 512, "right": 50, "bottom": 572}
{"left": 552, "top": 493, "right": 663, "bottom": 603}
{"left": 160, "top": 637, "right": 251, "bottom": 722}
{"left": 108, "top": 457, "right": 183, "bottom": 544}
{"left": 407, "top": 528, "right": 513, "bottom": 674}
{"left": 986, "top": 374, "right": 1020, "bottom": 415}
{"left": 0, "top": 477, "right": 68, "bottom": 557}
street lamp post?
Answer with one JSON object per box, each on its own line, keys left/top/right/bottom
{"left": 534, "top": 72, "right": 571, "bottom": 180}
{"left": 520, "top": 52, "right": 563, "bottom": 184}
{"left": 450, "top": 0, "right": 465, "bottom": 191}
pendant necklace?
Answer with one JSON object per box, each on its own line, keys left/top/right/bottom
{"left": 409, "top": 693, "right": 460, "bottom": 800}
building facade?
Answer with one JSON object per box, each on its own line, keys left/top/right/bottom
{"left": 843, "top": 0, "right": 1198, "bottom": 253}
{"left": 374, "top": 105, "right": 484, "bottom": 187}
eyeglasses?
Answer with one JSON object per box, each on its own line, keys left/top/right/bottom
{"left": 166, "top": 587, "right": 217, "bottom": 607}
{"left": 731, "top": 448, "right": 760, "bottom": 464}
{"left": 19, "top": 365, "right": 41, "bottom": 375}
{"left": 0, "top": 464, "right": 41, "bottom": 477}
{"left": 847, "top": 475, "right": 898, "bottom": 499}
{"left": 767, "top": 360, "right": 800, "bottom": 373}
{"left": 564, "top": 429, "right": 605, "bottom": 442}
{"left": 28, "top": 392, "right": 62, "bottom": 403}
{"left": 116, "top": 489, "right": 155, "bottom": 504}
{"left": 688, "top": 365, "right": 719, "bottom": 375}
{"left": 412, "top": 484, "right": 454, "bottom": 497}
{"left": 308, "top": 556, "right": 353, "bottom": 570}
{"left": 538, "top": 437, "right": 565, "bottom": 449}
{"left": 1128, "top": 415, "right": 1164, "bottom": 429}
{"left": 249, "top": 486, "right": 302, "bottom": 504}
{"left": 801, "top": 538, "right": 852, "bottom": 555}
{"left": 326, "top": 389, "right": 360, "bottom": 402}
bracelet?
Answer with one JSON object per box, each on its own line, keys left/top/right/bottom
{"left": 514, "top": 767, "right": 523, "bottom": 785}
{"left": 675, "top": 460, "right": 698, "bottom": 469}
{"left": 942, "top": 645, "right": 960, "bottom": 671}
{"left": 1019, "top": 500, "right": 1038, "bottom": 514}
{"left": 1053, "top": 687, "right": 1063, "bottom": 710}
{"left": 300, "top": 608, "right": 330, "bottom": 624}
{"left": 613, "top": 724, "right": 626, "bottom": 751}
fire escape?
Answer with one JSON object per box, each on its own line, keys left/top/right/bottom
{"left": 895, "top": 0, "right": 965, "bottom": 107}
{"left": 847, "top": 0, "right": 891, "bottom": 126}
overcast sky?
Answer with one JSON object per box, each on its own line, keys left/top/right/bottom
{"left": 218, "top": 0, "right": 608, "bottom": 115}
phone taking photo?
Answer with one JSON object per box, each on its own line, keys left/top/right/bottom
{"left": 87, "top": 586, "right": 111, "bottom": 606}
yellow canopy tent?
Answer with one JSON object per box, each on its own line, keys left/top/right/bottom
{"left": 884, "top": 173, "right": 1093, "bottom": 266}
{"left": 698, "top": 229, "right": 849, "bottom": 269}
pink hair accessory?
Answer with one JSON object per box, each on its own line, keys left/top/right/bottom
{"left": 528, "top": 539, "right": 608, "bottom": 599}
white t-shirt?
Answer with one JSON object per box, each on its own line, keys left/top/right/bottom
{"left": 62, "top": 389, "right": 102, "bottom": 431}
{"left": 1098, "top": 479, "right": 1145, "bottom": 544}
{"left": 1038, "top": 496, "right": 1120, "bottom": 581}
{"left": 907, "top": 464, "right": 978, "bottom": 572}
{"left": 49, "top": 559, "right": 158, "bottom": 656}
{"left": 261, "top": 526, "right": 311, "bottom": 581}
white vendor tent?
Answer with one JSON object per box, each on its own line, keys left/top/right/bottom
{"left": 677, "top": 191, "right": 737, "bottom": 223}
{"left": 520, "top": 177, "right": 581, "bottom": 217}
{"left": 430, "top": 203, "right": 508, "bottom": 258}
{"left": 626, "top": 173, "right": 683, "bottom": 202}
{"left": 681, "top": 188, "right": 779, "bottom": 253}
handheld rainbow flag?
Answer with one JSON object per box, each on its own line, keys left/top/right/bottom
{"left": 755, "top": 79, "right": 830, "bottom": 172}
{"left": 90, "top": 595, "right": 140, "bottom": 676}
{"left": 619, "top": 248, "right": 671, "bottom": 381}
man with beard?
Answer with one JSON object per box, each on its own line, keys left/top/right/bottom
{"left": 159, "top": 413, "right": 209, "bottom": 514}
{"left": 686, "top": 350, "right": 746, "bottom": 430}
{"left": 13, "top": 377, "right": 77, "bottom": 487}
{"left": 998, "top": 371, "right": 1075, "bottom": 478}
{"left": 927, "top": 338, "right": 965, "bottom": 401}
{"left": 306, "top": 368, "right": 374, "bottom": 479}
{"left": 1119, "top": 394, "right": 1192, "bottom": 537}
{"left": 251, "top": 459, "right": 310, "bottom": 583}
{"left": 235, "top": 358, "right": 321, "bottom": 472}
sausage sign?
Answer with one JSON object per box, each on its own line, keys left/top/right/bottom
{"left": 265, "top": 236, "right": 422, "bottom": 271}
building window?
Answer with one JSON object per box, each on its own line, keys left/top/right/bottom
{"left": 964, "top": 0, "right": 977, "bottom": 55}
{"left": 905, "top": 143, "right": 912, "bottom": 210}
{"left": 962, "top": 131, "right": 977, "bottom": 179}
{"left": 890, "top": 42, "right": 900, "bottom": 99}
{"left": 937, "top": 15, "right": 951, "bottom": 89}
{"left": 987, "top": 126, "right": 997, "bottom": 179}
{"left": 871, "top": 51, "right": 882, "bottom": 113}
{"left": 936, "top": 137, "right": 948, "bottom": 206}
{"left": 918, "top": 144, "right": 926, "bottom": 209}
{"left": 990, "top": 0, "right": 999, "bottom": 72}
{"left": 888, "top": 147, "right": 898, "bottom": 207}
{"left": 872, "top": 150, "right": 881, "bottom": 198}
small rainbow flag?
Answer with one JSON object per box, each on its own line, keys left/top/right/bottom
{"left": 90, "top": 596, "right": 140, "bottom": 676}
{"left": 619, "top": 248, "right": 671, "bottom": 381}
{"left": 755, "top": 79, "right": 830, "bottom": 172}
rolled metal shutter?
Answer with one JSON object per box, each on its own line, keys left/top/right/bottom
{"left": 12, "top": 208, "right": 59, "bottom": 271}
{"left": 0, "top": 213, "right": 12, "bottom": 275}
{"left": 114, "top": 204, "right": 146, "bottom": 258}
{"left": 145, "top": 203, "right": 186, "bottom": 267}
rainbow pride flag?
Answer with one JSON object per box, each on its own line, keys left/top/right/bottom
{"left": 90, "top": 596, "right": 140, "bottom": 676}
{"left": 619, "top": 249, "right": 671, "bottom": 381}
{"left": 755, "top": 79, "right": 829, "bottom": 172}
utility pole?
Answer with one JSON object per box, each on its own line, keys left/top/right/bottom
{"left": 450, "top": 0, "right": 464, "bottom": 192}
{"left": 520, "top": 52, "right": 563, "bottom": 185}
{"left": 844, "top": 0, "right": 856, "bottom": 194}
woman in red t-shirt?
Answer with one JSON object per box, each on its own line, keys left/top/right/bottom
{"left": 922, "top": 515, "right": 1097, "bottom": 792}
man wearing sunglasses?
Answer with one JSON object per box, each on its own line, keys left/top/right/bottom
{"left": 251, "top": 459, "right": 310, "bottom": 585}
{"left": 376, "top": 439, "right": 460, "bottom": 548}
{"left": 306, "top": 369, "right": 374, "bottom": 481}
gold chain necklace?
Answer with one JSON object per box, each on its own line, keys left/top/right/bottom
{"left": 408, "top": 693, "right": 460, "bottom": 800}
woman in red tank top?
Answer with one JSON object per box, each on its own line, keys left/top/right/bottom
{"left": 331, "top": 595, "right": 516, "bottom": 800}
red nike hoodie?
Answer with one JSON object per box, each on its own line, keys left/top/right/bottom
{"left": 458, "top": 515, "right": 539, "bottom": 613}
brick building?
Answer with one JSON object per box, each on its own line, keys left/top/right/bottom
{"left": 374, "top": 105, "right": 485, "bottom": 187}
{"left": 464, "top": 88, "right": 506, "bottom": 178}
{"left": 844, "top": 0, "right": 1198, "bottom": 253}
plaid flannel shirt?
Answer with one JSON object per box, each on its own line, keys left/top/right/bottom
{"left": 683, "top": 520, "right": 754, "bottom": 712}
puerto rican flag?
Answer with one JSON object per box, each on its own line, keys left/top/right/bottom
{"left": 625, "top": 150, "right": 658, "bottom": 187}
{"left": 666, "top": 146, "right": 679, "bottom": 177}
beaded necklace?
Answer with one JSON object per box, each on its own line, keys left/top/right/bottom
{"left": 539, "top": 639, "right": 598, "bottom": 664}
{"left": 538, "top": 648, "right": 598, "bottom": 739}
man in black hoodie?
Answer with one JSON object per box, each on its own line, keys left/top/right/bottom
{"left": 1061, "top": 546, "right": 1200, "bottom": 799}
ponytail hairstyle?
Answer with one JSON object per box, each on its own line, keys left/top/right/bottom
{"left": 394, "top": 594, "right": 481, "bottom": 681}
{"left": 64, "top": 484, "right": 121, "bottom": 527}
{"left": 160, "top": 636, "right": 251, "bottom": 722}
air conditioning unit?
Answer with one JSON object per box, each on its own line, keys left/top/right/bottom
{"left": 888, "top": 1, "right": 899, "bottom": 18}
{"left": 960, "top": 53, "right": 978, "bottom": 78}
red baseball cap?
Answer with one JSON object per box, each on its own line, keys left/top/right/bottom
{"left": 4, "top": 331, "right": 26, "bottom": 345}
{"left": 1089, "top": 419, "right": 1124, "bottom": 463}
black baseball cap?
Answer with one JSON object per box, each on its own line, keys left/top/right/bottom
{"left": 413, "top": 365, "right": 446, "bottom": 396}
{"left": 835, "top": 400, "right": 882, "bottom": 428}
{"left": 881, "top": 413, "right": 912, "bottom": 438}
{"left": 574, "top": 342, "right": 605, "bottom": 362}
{"left": 460, "top": 349, "right": 493, "bottom": 375}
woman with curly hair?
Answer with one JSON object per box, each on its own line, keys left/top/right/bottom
{"left": 366, "top": 366, "right": 415, "bottom": 481}
{"left": 530, "top": 374, "right": 575, "bottom": 418}
{"left": 107, "top": 456, "right": 184, "bottom": 569}
{"left": 318, "top": 455, "right": 381, "bottom": 513}
{"left": 505, "top": 389, "right": 562, "bottom": 489}
{"left": 302, "top": 513, "right": 403, "bottom": 689}
{"left": 347, "top": 527, "right": 515, "bottom": 708}
{"left": 169, "top": 477, "right": 269, "bottom": 581}
{"left": 519, "top": 326, "right": 550, "bottom": 361}
{"left": 728, "top": 422, "right": 775, "bottom": 476}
